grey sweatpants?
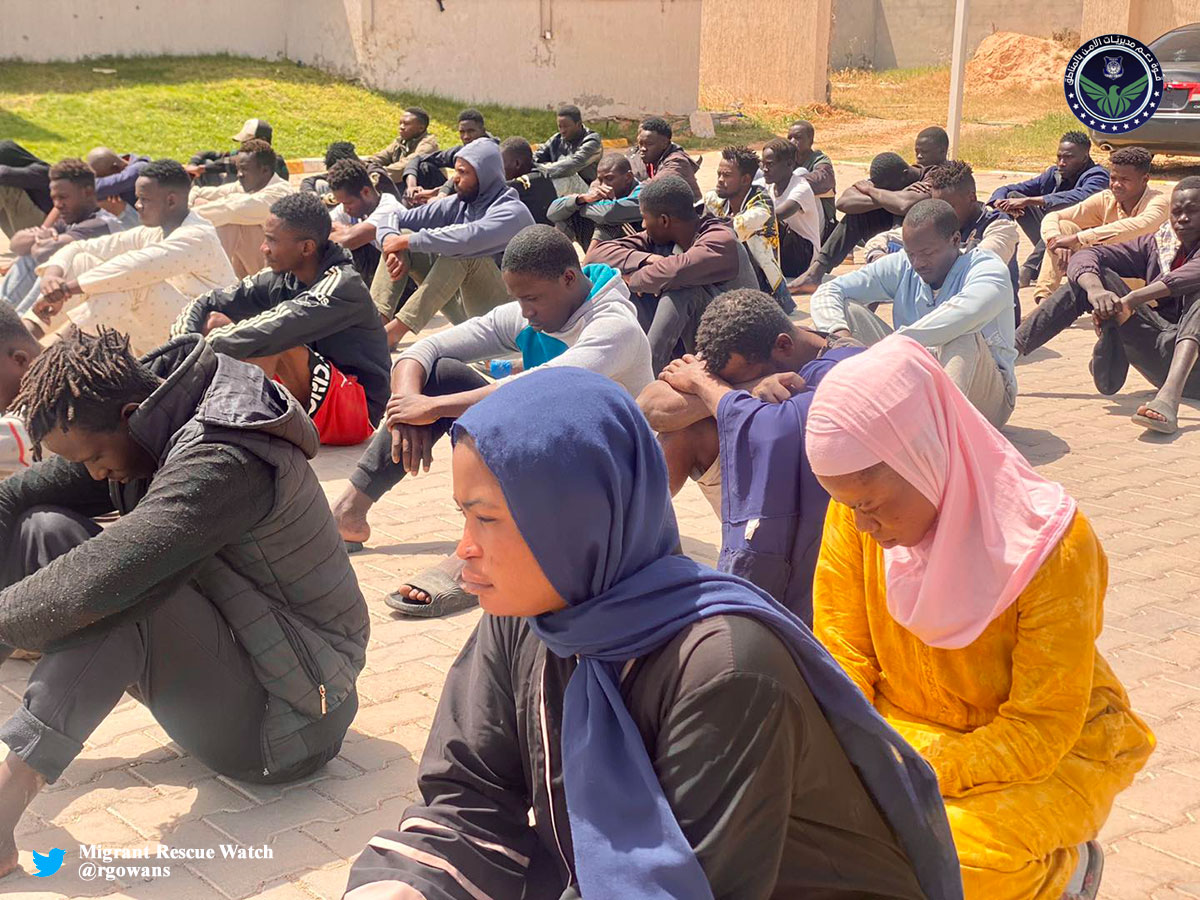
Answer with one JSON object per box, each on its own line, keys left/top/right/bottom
{"left": 0, "top": 507, "right": 353, "bottom": 784}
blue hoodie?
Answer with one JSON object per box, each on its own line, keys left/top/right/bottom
{"left": 376, "top": 140, "right": 535, "bottom": 262}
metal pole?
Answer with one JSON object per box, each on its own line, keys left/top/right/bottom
{"left": 947, "top": 0, "right": 971, "bottom": 158}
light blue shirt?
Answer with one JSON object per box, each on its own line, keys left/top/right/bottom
{"left": 811, "top": 247, "right": 1017, "bottom": 394}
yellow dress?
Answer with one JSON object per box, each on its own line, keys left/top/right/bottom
{"left": 813, "top": 503, "right": 1155, "bottom": 900}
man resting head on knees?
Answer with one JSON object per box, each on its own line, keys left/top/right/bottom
{"left": 0, "top": 326, "right": 369, "bottom": 877}
{"left": 639, "top": 288, "right": 861, "bottom": 619}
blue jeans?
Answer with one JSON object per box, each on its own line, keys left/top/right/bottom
{"left": 0, "top": 255, "right": 40, "bottom": 311}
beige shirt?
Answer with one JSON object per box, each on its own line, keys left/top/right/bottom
{"left": 1041, "top": 186, "right": 1169, "bottom": 247}
{"left": 190, "top": 173, "right": 295, "bottom": 227}
{"left": 40, "top": 210, "right": 236, "bottom": 299}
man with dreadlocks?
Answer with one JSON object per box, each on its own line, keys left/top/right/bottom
{"left": 0, "top": 326, "right": 369, "bottom": 877}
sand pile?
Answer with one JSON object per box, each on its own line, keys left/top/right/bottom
{"left": 967, "top": 31, "right": 1073, "bottom": 95}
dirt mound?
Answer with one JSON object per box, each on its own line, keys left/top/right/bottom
{"left": 967, "top": 31, "right": 1072, "bottom": 95}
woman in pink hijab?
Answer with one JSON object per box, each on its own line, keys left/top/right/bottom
{"left": 806, "top": 334, "right": 1153, "bottom": 900}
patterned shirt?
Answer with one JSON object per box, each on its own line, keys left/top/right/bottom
{"left": 704, "top": 184, "right": 784, "bottom": 291}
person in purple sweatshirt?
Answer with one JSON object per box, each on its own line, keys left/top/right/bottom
{"left": 989, "top": 131, "right": 1110, "bottom": 286}
{"left": 1017, "top": 178, "right": 1200, "bottom": 434}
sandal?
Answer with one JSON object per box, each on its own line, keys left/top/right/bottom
{"left": 344, "top": 541, "right": 364, "bottom": 554}
{"left": 1131, "top": 397, "right": 1178, "bottom": 434}
{"left": 385, "top": 563, "right": 477, "bottom": 618}
{"left": 1089, "top": 324, "right": 1129, "bottom": 396}
{"left": 1063, "top": 840, "right": 1104, "bottom": 899}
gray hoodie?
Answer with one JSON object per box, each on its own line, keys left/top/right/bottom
{"left": 378, "top": 140, "right": 535, "bottom": 263}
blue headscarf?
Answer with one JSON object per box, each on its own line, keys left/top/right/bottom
{"left": 452, "top": 367, "right": 962, "bottom": 900}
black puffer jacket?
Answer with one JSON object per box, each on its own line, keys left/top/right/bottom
{"left": 0, "top": 337, "right": 370, "bottom": 774}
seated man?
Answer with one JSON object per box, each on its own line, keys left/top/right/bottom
{"left": 990, "top": 130, "right": 1110, "bottom": 286}
{"left": 1017, "top": 178, "right": 1200, "bottom": 434}
{"left": 0, "top": 141, "right": 50, "bottom": 240}
{"left": 186, "top": 116, "right": 290, "bottom": 186}
{"left": 30, "top": 159, "right": 236, "bottom": 355}
{"left": 333, "top": 225, "right": 653, "bottom": 614}
{"left": 703, "top": 145, "right": 789, "bottom": 307}
{"left": 1, "top": 159, "right": 122, "bottom": 312}
{"left": 1034, "top": 146, "right": 1166, "bottom": 302}
{"left": 173, "top": 192, "right": 391, "bottom": 446}
{"left": 300, "top": 142, "right": 399, "bottom": 204}
{"left": 86, "top": 147, "right": 150, "bottom": 230}
{"left": 787, "top": 120, "right": 837, "bottom": 237}
{"left": 0, "top": 303, "right": 41, "bottom": 479}
{"left": 812, "top": 198, "right": 1016, "bottom": 427}
{"left": 546, "top": 151, "right": 643, "bottom": 250}
{"left": 325, "top": 158, "right": 403, "bottom": 304}
{"left": 398, "top": 108, "right": 499, "bottom": 205}
{"left": 586, "top": 174, "right": 756, "bottom": 375}
{"left": 534, "top": 104, "right": 604, "bottom": 184}
{"left": 190, "top": 139, "right": 296, "bottom": 277}
{"left": 631, "top": 116, "right": 702, "bottom": 199}
{"left": 761, "top": 138, "right": 823, "bottom": 281}
{"left": 863, "top": 160, "right": 1021, "bottom": 325}
{"left": 639, "top": 291, "right": 860, "bottom": 622}
{"left": 0, "top": 326, "right": 368, "bottom": 878}
{"left": 367, "top": 106, "right": 439, "bottom": 184}
{"left": 375, "top": 140, "right": 535, "bottom": 347}
{"left": 792, "top": 129, "right": 946, "bottom": 294}
{"left": 500, "top": 137, "right": 558, "bottom": 225}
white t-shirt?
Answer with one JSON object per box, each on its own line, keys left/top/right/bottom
{"left": 771, "top": 169, "right": 823, "bottom": 252}
{"left": 330, "top": 192, "right": 402, "bottom": 248}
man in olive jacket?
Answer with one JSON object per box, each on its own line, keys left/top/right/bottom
{"left": 0, "top": 327, "right": 368, "bottom": 878}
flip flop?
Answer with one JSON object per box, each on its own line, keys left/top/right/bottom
{"left": 385, "top": 565, "right": 478, "bottom": 618}
{"left": 1131, "top": 397, "right": 1178, "bottom": 434}
{"left": 344, "top": 541, "right": 364, "bottom": 554}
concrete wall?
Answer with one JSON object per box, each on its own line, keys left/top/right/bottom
{"left": 1081, "top": 0, "right": 1200, "bottom": 44}
{"left": 831, "top": 0, "right": 1084, "bottom": 69}
{"left": 699, "top": 0, "right": 833, "bottom": 105}
{"left": 0, "top": 0, "right": 703, "bottom": 118}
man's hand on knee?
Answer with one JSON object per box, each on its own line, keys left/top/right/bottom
{"left": 203, "top": 311, "right": 234, "bottom": 335}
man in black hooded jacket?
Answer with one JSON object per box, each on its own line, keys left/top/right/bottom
{"left": 0, "top": 326, "right": 369, "bottom": 878}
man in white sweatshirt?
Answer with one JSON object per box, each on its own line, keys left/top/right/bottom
{"left": 333, "top": 224, "right": 653, "bottom": 615}
{"left": 190, "top": 139, "right": 295, "bottom": 277}
{"left": 30, "top": 159, "right": 236, "bottom": 355}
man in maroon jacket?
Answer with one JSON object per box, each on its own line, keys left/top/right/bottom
{"left": 586, "top": 175, "right": 757, "bottom": 374}
{"left": 631, "top": 117, "right": 702, "bottom": 200}
{"left": 1016, "top": 177, "right": 1200, "bottom": 433}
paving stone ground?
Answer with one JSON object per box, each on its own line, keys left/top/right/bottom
{"left": 2, "top": 163, "right": 1199, "bottom": 899}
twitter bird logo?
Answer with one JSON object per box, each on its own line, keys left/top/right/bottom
{"left": 32, "top": 848, "right": 64, "bottom": 877}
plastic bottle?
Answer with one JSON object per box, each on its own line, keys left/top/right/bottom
{"left": 489, "top": 359, "right": 513, "bottom": 379}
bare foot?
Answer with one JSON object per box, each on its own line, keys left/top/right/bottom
{"left": 1136, "top": 402, "right": 1169, "bottom": 423}
{"left": 332, "top": 485, "right": 373, "bottom": 545}
{"left": 0, "top": 753, "right": 46, "bottom": 878}
{"left": 0, "top": 831, "right": 17, "bottom": 879}
{"left": 788, "top": 275, "right": 822, "bottom": 296}
{"left": 392, "top": 584, "right": 431, "bottom": 605}
{"left": 384, "top": 318, "right": 411, "bottom": 351}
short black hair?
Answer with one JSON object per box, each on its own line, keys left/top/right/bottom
{"left": 789, "top": 120, "right": 815, "bottom": 141}
{"left": 270, "top": 192, "right": 332, "bottom": 245}
{"left": 458, "top": 108, "right": 486, "bottom": 127}
{"left": 556, "top": 104, "right": 583, "bottom": 123}
{"left": 326, "top": 158, "right": 373, "bottom": 195}
{"left": 405, "top": 106, "right": 431, "bottom": 129}
{"left": 926, "top": 159, "right": 975, "bottom": 192}
{"left": 11, "top": 326, "right": 161, "bottom": 459}
{"left": 597, "top": 152, "right": 632, "bottom": 174}
{"left": 0, "top": 301, "right": 39, "bottom": 352}
{"left": 763, "top": 137, "right": 796, "bottom": 165}
{"left": 904, "top": 198, "right": 960, "bottom": 239}
{"left": 869, "top": 152, "right": 912, "bottom": 190}
{"left": 501, "top": 224, "right": 581, "bottom": 279}
{"left": 499, "top": 136, "right": 534, "bottom": 168}
{"left": 324, "top": 141, "right": 358, "bottom": 169}
{"left": 1109, "top": 146, "right": 1154, "bottom": 173}
{"left": 696, "top": 289, "right": 794, "bottom": 374}
{"left": 140, "top": 158, "right": 191, "bottom": 192}
{"left": 1061, "top": 130, "right": 1091, "bottom": 149}
{"left": 1174, "top": 176, "right": 1200, "bottom": 194}
{"left": 639, "top": 174, "right": 697, "bottom": 220}
{"left": 48, "top": 157, "right": 96, "bottom": 189}
{"left": 640, "top": 116, "right": 672, "bottom": 139}
{"left": 238, "top": 138, "right": 277, "bottom": 170}
{"left": 721, "top": 145, "right": 760, "bottom": 178}
{"left": 916, "top": 126, "right": 949, "bottom": 151}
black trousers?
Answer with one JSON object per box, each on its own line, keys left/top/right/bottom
{"left": 555, "top": 214, "right": 596, "bottom": 250}
{"left": 349, "top": 358, "right": 488, "bottom": 502}
{"left": 779, "top": 226, "right": 815, "bottom": 279}
{"left": 0, "top": 508, "right": 353, "bottom": 784}
{"left": 1016, "top": 267, "right": 1200, "bottom": 398}
{"left": 633, "top": 285, "right": 721, "bottom": 376}
{"left": 813, "top": 207, "right": 897, "bottom": 276}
